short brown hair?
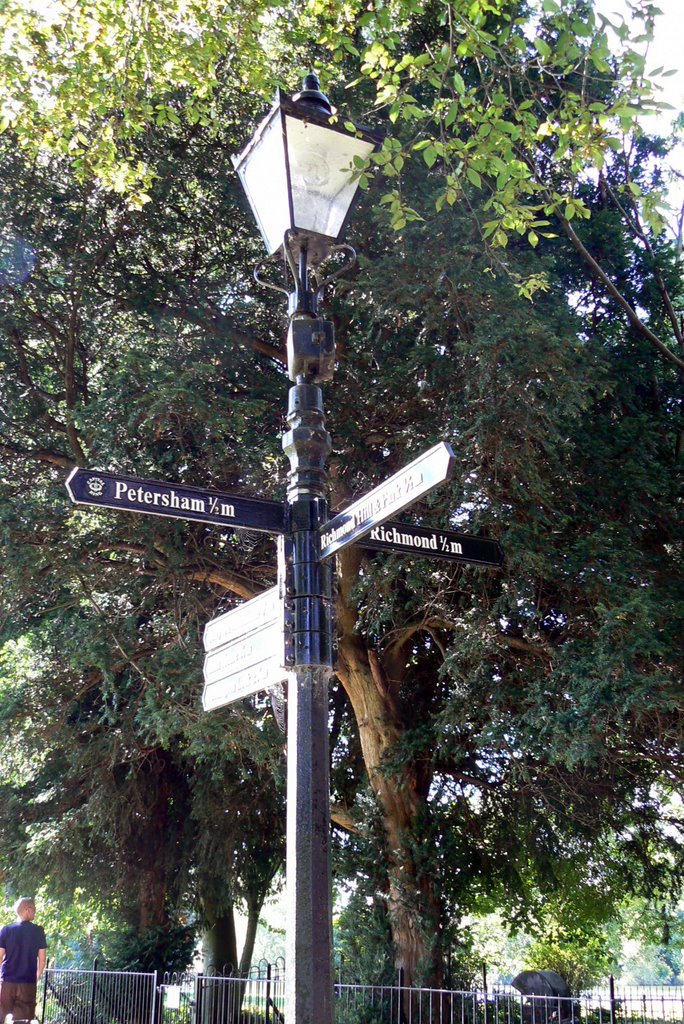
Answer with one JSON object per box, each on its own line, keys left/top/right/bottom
{"left": 13, "top": 897, "right": 35, "bottom": 918}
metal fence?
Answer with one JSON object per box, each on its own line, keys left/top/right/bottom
{"left": 155, "top": 963, "right": 285, "bottom": 1024}
{"left": 41, "top": 966, "right": 157, "bottom": 1024}
{"left": 584, "top": 987, "right": 684, "bottom": 1024}
{"left": 336, "top": 984, "right": 684, "bottom": 1024}
{"left": 36, "top": 966, "right": 684, "bottom": 1024}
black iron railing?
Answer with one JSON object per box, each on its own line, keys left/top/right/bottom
{"left": 37, "top": 966, "right": 684, "bottom": 1024}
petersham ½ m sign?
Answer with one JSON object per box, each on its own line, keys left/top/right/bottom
{"left": 66, "top": 468, "right": 286, "bottom": 534}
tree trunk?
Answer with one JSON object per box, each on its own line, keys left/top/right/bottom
{"left": 336, "top": 548, "right": 444, "bottom": 988}
{"left": 138, "top": 868, "right": 168, "bottom": 931}
{"left": 239, "top": 894, "right": 264, "bottom": 977}
{"left": 202, "top": 906, "right": 238, "bottom": 975}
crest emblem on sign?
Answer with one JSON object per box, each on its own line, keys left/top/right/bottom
{"left": 86, "top": 476, "right": 106, "bottom": 497}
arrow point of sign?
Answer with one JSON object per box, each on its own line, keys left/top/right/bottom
{"left": 319, "top": 440, "right": 458, "bottom": 560}
{"left": 65, "top": 467, "right": 78, "bottom": 498}
{"left": 439, "top": 441, "right": 456, "bottom": 481}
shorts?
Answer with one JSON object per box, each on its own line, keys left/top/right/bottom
{"left": 0, "top": 980, "right": 38, "bottom": 1020}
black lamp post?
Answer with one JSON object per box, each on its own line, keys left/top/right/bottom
{"left": 232, "top": 74, "right": 377, "bottom": 1024}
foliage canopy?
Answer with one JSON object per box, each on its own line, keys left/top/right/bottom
{"left": 0, "top": 0, "right": 682, "bottom": 982}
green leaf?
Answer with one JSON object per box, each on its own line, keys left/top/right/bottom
{"left": 445, "top": 101, "right": 459, "bottom": 127}
{"left": 466, "top": 166, "right": 482, "bottom": 188}
{"left": 423, "top": 145, "right": 438, "bottom": 168}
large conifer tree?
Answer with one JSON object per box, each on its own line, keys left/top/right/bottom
{"left": 0, "top": 0, "right": 681, "bottom": 980}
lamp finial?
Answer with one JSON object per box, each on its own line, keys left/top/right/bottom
{"left": 292, "top": 72, "right": 332, "bottom": 115}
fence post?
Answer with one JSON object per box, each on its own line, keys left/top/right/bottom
{"left": 397, "top": 967, "right": 405, "bottom": 1024}
{"left": 482, "top": 964, "right": 488, "bottom": 1024}
{"left": 89, "top": 958, "right": 99, "bottom": 1024}
{"left": 609, "top": 975, "right": 616, "bottom": 1024}
{"left": 41, "top": 962, "right": 50, "bottom": 1023}
{"left": 265, "top": 963, "right": 272, "bottom": 1024}
{"left": 151, "top": 969, "right": 159, "bottom": 1024}
{"left": 195, "top": 972, "right": 203, "bottom": 1024}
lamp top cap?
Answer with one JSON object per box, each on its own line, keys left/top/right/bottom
{"left": 292, "top": 72, "right": 332, "bottom": 115}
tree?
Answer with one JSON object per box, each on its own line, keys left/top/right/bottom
{"left": 0, "top": 128, "right": 287, "bottom": 970}
{"left": 0, "top": 0, "right": 682, "bottom": 987}
{"left": 330, "top": 155, "right": 682, "bottom": 981}
{"left": 342, "top": 0, "right": 684, "bottom": 371}
{"left": 610, "top": 896, "right": 684, "bottom": 985}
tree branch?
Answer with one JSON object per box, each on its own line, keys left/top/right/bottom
{"left": 330, "top": 803, "right": 363, "bottom": 835}
{"left": 557, "top": 212, "right": 684, "bottom": 371}
{"left": 0, "top": 440, "right": 75, "bottom": 468}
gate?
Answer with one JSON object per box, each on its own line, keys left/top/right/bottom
{"left": 156, "top": 972, "right": 196, "bottom": 1024}
{"left": 41, "top": 966, "right": 157, "bottom": 1024}
{"left": 155, "top": 963, "right": 285, "bottom": 1024}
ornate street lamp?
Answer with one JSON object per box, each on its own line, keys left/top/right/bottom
{"left": 234, "top": 73, "right": 378, "bottom": 382}
{"left": 232, "top": 73, "right": 377, "bottom": 266}
{"left": 232, "top": 74, "right": 377, "bottom": 1024}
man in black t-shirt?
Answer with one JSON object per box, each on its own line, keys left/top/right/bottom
{"left": 0, "top": 897, "right": 47, "bottom": 1022}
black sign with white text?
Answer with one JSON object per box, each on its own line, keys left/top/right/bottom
{"left": 319, "top": 442, "right": 455, "bottom": 559}
{"left": 66, "top": 468, "right": 285, "bottom": 534}
{"left": 357, "top": 521, "right": 503, "bottom": 567}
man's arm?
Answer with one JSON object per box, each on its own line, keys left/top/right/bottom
{"left": 0, "top": 946, "right": 5, "bottom": 968}
{"left": 37, "top": 948, "right": 46, "bottom": 982}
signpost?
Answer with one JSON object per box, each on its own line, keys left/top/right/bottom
{"left": 202, "top": 627, "right": 287, "bottom": 710}
{"left": 67, "top": 456, "right": 504, "bottom": 716}
{"left": 203, "top": 585, "right": 282, "bottom": 651}
{"left": 201, "top": 582, "right": 291, "bottom": 711}
{"left": 65, "top": 72, "right": 506, "bottom": 1024}
{"left": 66, "top": 456, "right": 504, "bottom": 712}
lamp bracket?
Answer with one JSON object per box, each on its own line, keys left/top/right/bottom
{"left": 253, "top": 261, "right": 290, "bottom": 297}
{"left": 315, "top": 244, "right": 357, "bottom": 296}
{"left": 283, "top": 231, "right": 357, "bottom": 316}
{"left": 253, "top": 234, "right": 358, "bottom": 321}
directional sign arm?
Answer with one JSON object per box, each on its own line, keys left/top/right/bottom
{"left": 319, "top": 442, "right": 455, "bottom": 559}
{"left": 66, "top": 468, "right": 285, "bottom": 534}
{"left": 356, "top": 521, "right": 504, "bottom": 567}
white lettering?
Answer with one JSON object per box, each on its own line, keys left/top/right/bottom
{"left": 204, "top": 589, "right": 280, "bottom": 652}
{"left": 220, "top": 502, "right": 235, "bottom": 518}
{"left": 369, "top": 525, "right": 457, "bottom": 553}
{"left": 115, "top": 482, "right": 127, "bottom": 499}
{"left": 321, "top": 520, "right": 355, "bottom": 549}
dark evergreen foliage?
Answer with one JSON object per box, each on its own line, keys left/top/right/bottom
{"left": 0, "top": 9, "right": 682, "bottom": 979}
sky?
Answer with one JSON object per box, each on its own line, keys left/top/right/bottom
{"left": 593, "top": 0, "right": 684, "bottom": 232}
{"left": 646, "top": 0, "right": 684, "bottom": 108}
{"left": 596, "top": 0, "right": 684, "bottom": 130}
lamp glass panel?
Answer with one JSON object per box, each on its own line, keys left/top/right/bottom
{"left": 237, "top": 112, "right": 290, "bottom": 254}
{"left": 285, "top": 116, "right": 375, "bottom": 240}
